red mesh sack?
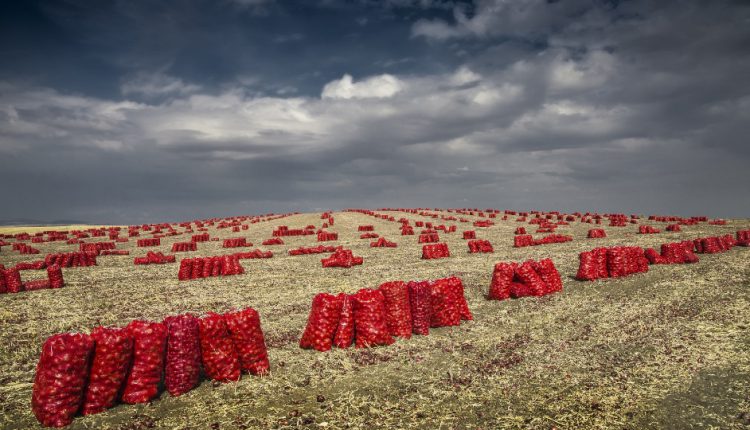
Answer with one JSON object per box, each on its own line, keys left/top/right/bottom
{"left": 163, "top": 314, "right": 202, "bottom": 396}
{"left": 5, "top": 268, "right": 23, "bottom": 293}
{"left": 407, "top": 281, "right": 432, "bottom": 335}
{"left": 488, "top": 262, "right": 514, "bottom": 300}
{"left": 121, "top": 321, "right": 167, "bottom": 404}
{"left": 536, "top": 258, "right": 563, "bottom": 293}
{"left": 510, "top": 281, "right": 532, "bottom": 298}
{"left": 0, "top": 266, "right": 6, "bottom": 294}
{"left": 352, "top": 288, "right": 394, "bottom": 348}
{"left": 82, "top": 327, "right": 133, "bottom": 415}
{"left": 442, "top": 276, "right": 472, "bottom": 320}
{"left": 333, "top": 293, "right": 355, "bottom": 348}
{"left": 514, "top": 262, "right": 547, "bottom": 296}
{"left": 378, "top": 281, "right": 412, "bottom": 339}
{"left": 299, "top": 293, "right": 343, "bottom": 352}
{"left": 593, "top": 247, "right": 609, "bottom": 279}
{"left": 428, "top": 281, "right": 461, "bottom": 328}
{"left": 198, "top": 313, "right": 240, "bottom": 382}
{"left": 32, "top": 333, "right": 94, "bottom": 428}
{"left": 47, "top": 265, "right": 64, "bottom": 289}
{"left": 225, "top": 308, "right": 270, "bottom": 375}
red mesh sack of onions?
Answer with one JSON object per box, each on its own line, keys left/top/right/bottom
{"left": 47, "top": 265, "right": 64, "bottom": 289}
{"left": 378, "top": 281, "right": 413, "bottom": 339}
{"left": 198, "top": 312, "right": 241, "bottom": 382}
{"left": 436, "top": 276, "right": 472, "bottom": 320}
{"left": 514, "top": 262, "right": 547, "bottom": 296}
{"left": 352, "top": 288, "right": 394, "bottom": 348}
{"left": 300, "top": 293, "right": 342, "bottom": 352}
{"left": 535, "top": 258, "right": 563, "bottom": 293}
{"left": 5, "top": 267, "right": 23, "bottom": 293}
{"left": 488, "top": 262, "right": 515, "bottom": 300}
{"left": 82, "top": 327, "right": 133, "bottom": 415}
{"left": 32, "top": 333, "right": 94, "bottom": 428}
{"left": 510, "top": 281, "right": 532, "bottom": 298}
{"left": 407, "top": 281, "right": 432, "bottom": 335}
{"left": 0, "top": 265, "right": 6, "bottom": 294}
{"left": 121, "top": 320, "right": 167, "bottom": 404}
{"left": 163, "top": 314, "right": 202, "bottom": 396}
{"left": 333, "top": 293, "right": 355, "bottom": 348}
{"left": 428, "top": 280, "right": 461, "bottom": 328}
{"left": 225, "top": 308, "right": 270, "bottom": 375}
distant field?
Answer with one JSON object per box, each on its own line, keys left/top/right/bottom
{"left": 1, "top": 210, "right": 748, "bottom": 429}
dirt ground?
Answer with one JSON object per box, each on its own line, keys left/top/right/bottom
{"left": 0, "top": 210, "right": 748, "bottom": 430}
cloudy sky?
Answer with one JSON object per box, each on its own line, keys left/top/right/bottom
{"left": 1, "top": 0, "right": 749, "bottom": 223}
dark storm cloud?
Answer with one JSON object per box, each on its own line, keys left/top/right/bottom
{"left": 0, "top": 0, "right": 749, "bottom": 224}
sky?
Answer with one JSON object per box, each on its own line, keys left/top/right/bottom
{"left": 1, "top": 0, "right": 749, "bottom": 224}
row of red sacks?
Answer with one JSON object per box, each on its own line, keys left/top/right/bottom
{"left": 638, "top": 225, "right": 660, "bottom": 234}
{"left": 488, "top": 259, "right": 563, "bottom": 300}
{"left": 289, "top": 245, "right": 339, "bottom": 255}
{"left": 467, "top": 239, "right": 493, "bottom": 253}
{"left": 45, "top": 252, "right": 97, "bottom": 268}
{"left": 79, "top": 242, "right": 116, "bottom": 254}
{"left": 0, "top": 264, "right": 64, "bottom": 293}
{"left": 134, "top": 252, "right": 176, "bottom": 265}
{"left": 371, "top": 237, "right": 397, "bottom": 248}
{"left": 317, "top": 231, "right": 338, "bottom": 241}
{"left": 262, "top": 237, "right": 284, "bottom": 246}
{"left": 100, "top": 250, "right": 129, "bottom": 256}
{"left": 422, "top": 243, "right": 450, "bottom": 259}
{"left": 418, "top": 233, "right": 440, "bottom": 243}
{"left": 32, "top": 308, "right": 269, "bottom": 428}
{"left": 222, "top": 238, "right": 252, "bottom": 248}
{"left": 13, "top": 243, "right": 40, "bottom": 254}
{"left": 401, "top": 226, "right": 414, "bottom": 235}
{"left": 463, "top": 230, "right": 476, "bottom": 239}
{"left": 177, "top": 255, "right": 245, "bottom": 280}
{"left": 693, "top": 235, "right": 736, "bottom": 253}
{"left": 322, "top": 249, "right": 363, "bottom": 268}
{"left": 136, "top": 238, "right": 161, "bottom": 247}
{"left": 171, "top": 242, "right": 197, "bottom": 252}
{"left": 357, "top": 225, "right": 374, "bottom": 231}
{"left": 360, "top": 232, "right": 379, "bottom": 239}
{"left": 645, "top": 242, "right": 699, "bottom": 264}
{"left": 514, "top": 234, "right": 573, "bottom": 247}
{"left": 576, "top": 246, "right": 649, "bottom": 281}
{"left": 234, "top": 250, "right": 273, "bottom": 259}
{"left": 299, "top": 276, "right": 472, "bottom": 352}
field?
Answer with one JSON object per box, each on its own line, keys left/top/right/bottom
{"left": 1, "top": 210, "right": 749, "bottom": 430}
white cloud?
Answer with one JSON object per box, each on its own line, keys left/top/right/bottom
{"left": 321, "top": 74, "right": 405, "bottom": 99}
{"left": 450, "top": 66, "right": 481, "bottom": 85}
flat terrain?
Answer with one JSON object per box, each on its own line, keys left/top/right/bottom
{"left": 0, "top": 210, "right": 748, "bottom": 430}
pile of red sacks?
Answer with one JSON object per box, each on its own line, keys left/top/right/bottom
{"left": 467, "top": 239, "right": 493, "bottom": 253}
{"left": 576, "top": 246, "right": 649, "bottom": 281}
{"left": 370, "top": 237, "right": 397, "bottom": 248}
{"left": 360, "top": 232, "right": 379, "bottom": 239}
{"left": 262, "top": 237, "right": 284, "bottom": 246}
{"left": 45, "top": 252, "right": 97, "bottom": 268}
{"left": 136, "top": 238, "right": 160, "bottom": 247}
{"left": 272, "top": 226, "right": 314, "bottom": 237}
{"left": 289, "top": 245, "right": 339, "bottom": 256}
{"left": 100, "top": 250, "right": 129, "bottom": 256}
{"left": 462, "top": 230, "right": 476, "bottom": 239}
{"left": 401, "top": 226, "right": 414, "bottom": 235}
{"left": 514, "top": 227, "right": 526, "bottom": 235}
{"left": 191, "top": 233, "right": 210, "bottom": 242}
{"left": 321, "top": 249, "right": 363, "bottom": 268}
{"left": 177, "top": 255, "right": 245, "bottom": 280}
{"left": 514, "top": 234, "right": 573, "bottom": 248}
{"left": 666, "top": 224, "right": 682, "bottom": 232}
{"left": 638, "top": 225, "right": 660, "bottom": 234}
{"left": 357, "top": 225, "right": 374, "bottom": 232}
{"left": 79, "top": 242, "right": 116, "bottom": 255}
{"left": 13, "top": 243, "right": 40, "bottom": 254}
{"left": 422, "top": 243, "right": 450, "bottom": 259}
{"left": 134, "top": 252, "right": 176, "bottom": 265}
{"left": 299, "top": 276, "right": 471, "bottom": 351}
{"left": 693, "top": 235, "right": 736, "bottom": 254}
{"left": 31, "top": 308, "right": 268, "bottom": 428}
{"left": 488, "top": 259, "right": 563, "bottom": 300}
{"left": 587, "top": 229, "right": 606, "bottom": 238}
{"left": 645, "top": 241, "right": 699, "bottom": 264}
{"left": 233, "top": 250, "right": 273, "bottom": 259}
{"left": 473, "top": 220, "right": 494, "bottom": 227}
{"left": 317, "top": 231, "right": 338, "bottom": 241}
{"left": 222, "top": 238, "right": 252, "bottom": 248}
{"left": 171, "top": 242, "right": 197, "bottom": 252}
{"left": 1, "top": 265, "right": 65, "bottom": 293}
{"left": 418, "top": 233, "right": 440, "bottom": 243}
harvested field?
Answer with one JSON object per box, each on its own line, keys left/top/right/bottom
{"left": 1, "top": 210, "right": 749, "bottom": 429}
